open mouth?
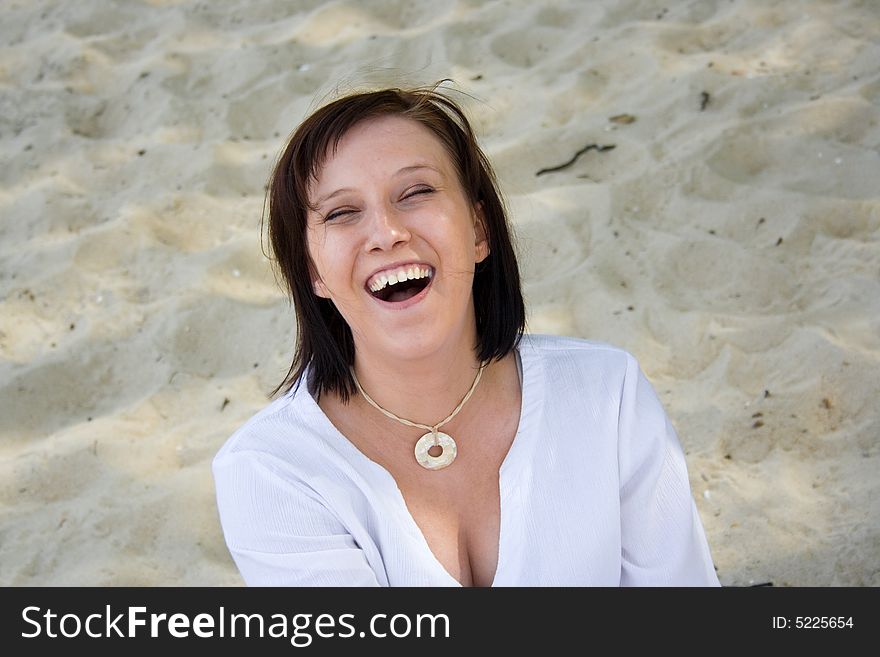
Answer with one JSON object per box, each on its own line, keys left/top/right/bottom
{"left": 369, "top": 274, "right": 431, "bottom": 303}
{"left": 365, "top": 265, "right": 435, "bottom": 306}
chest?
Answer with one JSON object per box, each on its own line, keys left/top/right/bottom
{"left": 319, "top": 362, "right": 522, "bottom": 587}
{"left": 392, "top": 433, "right": 513, "bottom": 587}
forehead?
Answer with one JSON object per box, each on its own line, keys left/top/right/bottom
{"left": 313, "top": 115, "right": 453, "bottom": 186}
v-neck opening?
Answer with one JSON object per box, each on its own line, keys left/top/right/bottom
{"left": 297, "top": 334, "right": 545, "bottom": 587}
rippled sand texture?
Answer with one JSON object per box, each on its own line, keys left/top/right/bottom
{"left": 1, "top": 0, "right": 877, "bottom": 585}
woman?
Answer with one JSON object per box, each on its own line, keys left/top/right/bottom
{"left": 212, "top": 83, "right": 721, "bottom": 587}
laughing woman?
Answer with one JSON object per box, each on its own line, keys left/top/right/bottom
{"left": 212, "top": 84, "right": 721, "bottom": 587}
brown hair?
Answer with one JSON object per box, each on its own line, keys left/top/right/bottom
{"left": 264, "top": 81, "right": 526, "bottom": 403}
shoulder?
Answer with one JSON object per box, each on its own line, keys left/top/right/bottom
{"left": 519, "top": 332, "right": 635, "bottom": 377}
{"left": 211, "top": 377, "right": 324, "bottom": 479}
{"left": 521, "top": 332, "right": 629, "bottom": 355}
{"left": 214, "top": 392, "right": 295, "bottom": 458}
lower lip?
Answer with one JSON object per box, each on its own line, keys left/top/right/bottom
{"left": 367, "top": 275, "right": 434, "bottom": 311}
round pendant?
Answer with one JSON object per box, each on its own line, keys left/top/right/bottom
{"left": 414, "top": 431, "right": 457, "bottom": 470}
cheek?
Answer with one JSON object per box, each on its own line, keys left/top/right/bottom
{"left": 306, "top": 228, "right": 337, "bottom": 264}
{"left": 305, "top": 239, "right": 336, "bottom": 289}
{"left": 426, "top": 207, "right": 469, "bottom": 242}
{"left": 307, "top": 232, "right": 361, "bottom": 286}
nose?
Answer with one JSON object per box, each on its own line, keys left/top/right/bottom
{"left": 364, "top": 201, "right": 411, "bottom": 252}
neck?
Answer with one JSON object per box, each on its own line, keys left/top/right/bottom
{"left": 350, "top": 326, "right": 487, "bottom": 435}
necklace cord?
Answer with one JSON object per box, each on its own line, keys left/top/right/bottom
{"left": 350, "top": 360, "right": 488, "bottom": 445}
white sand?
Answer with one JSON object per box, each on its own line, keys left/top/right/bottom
{"left": 1, "top": 0, "right": 877, "bottom": 586}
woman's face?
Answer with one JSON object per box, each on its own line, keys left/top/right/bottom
{"left": 305, "top": 114, "right": 489, "bottom": 362}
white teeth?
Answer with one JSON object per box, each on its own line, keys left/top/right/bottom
{"left": 368, "top": 266, "right": 433, "bottom": 293}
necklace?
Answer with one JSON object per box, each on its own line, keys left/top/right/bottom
{"left": 349, "top": 360, "right": 489, "bottom": 470}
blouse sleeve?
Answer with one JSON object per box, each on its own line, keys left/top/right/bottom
{"left": 212, "top": 450, "right": 381, "bottom": 587}
{"left": 616, "top": 353, "right": 721, "bottom": 586}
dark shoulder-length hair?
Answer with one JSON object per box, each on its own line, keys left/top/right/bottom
{"left": 264, "top": 81, "right": 526, "bottom": 404}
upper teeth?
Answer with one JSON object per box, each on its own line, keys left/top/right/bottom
{"left": 368, "top": 266, "right": 433, "bottom": 293}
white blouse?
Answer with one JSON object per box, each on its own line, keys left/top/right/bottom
{"left": 212, "top": 333, "right": 721, "bottom": 586}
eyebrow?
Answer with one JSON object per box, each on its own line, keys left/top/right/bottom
{"left": 313, "top": 164, "right": 442, "bottom": 207}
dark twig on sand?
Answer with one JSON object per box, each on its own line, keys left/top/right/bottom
{"left": 700, "top": 91, "right": 711, "bottom": 110}
{"left": 535, "top": 143, "right": 616, "bottom": 176}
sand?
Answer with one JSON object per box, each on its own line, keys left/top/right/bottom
{"left": 1, "top": 0, "right": 877, "bottom": 586}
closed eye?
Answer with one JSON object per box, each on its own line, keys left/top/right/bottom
{"left": 323, "top": 187, "right": 433, "bottom": 222}
{"left": 402, "top": 186, "right": 434, "bottom": 200}
{"left": 323, "top": 208, "right": 356, "bottom": 222}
